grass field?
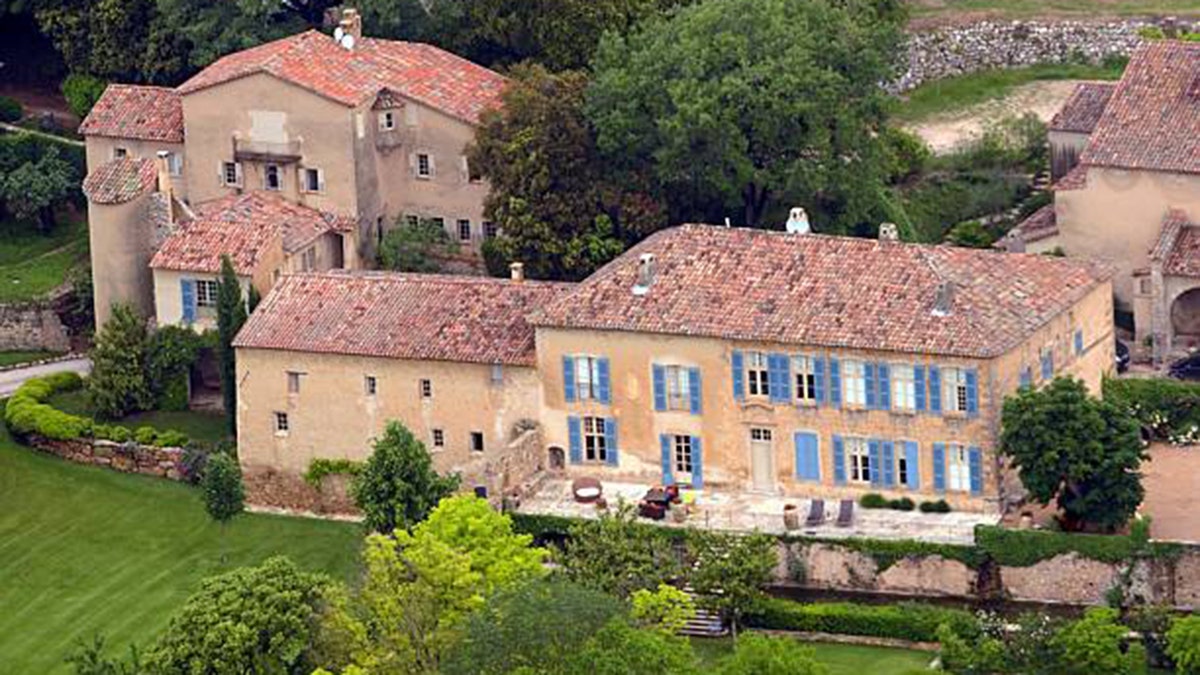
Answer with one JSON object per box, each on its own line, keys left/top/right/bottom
{"left": 908, "top": 0, "right": 1200, "bottom": 20}
{"left": 0, "top": 350, "right": 62, "bottom": 367}
{"left": 894, "top": 62, "right": 1126, "bottom": 123}
{"left": 691, "top": 636, "right": 933, "bottom": 673}
{"left": 0, "top": 216, "right": 88, "bottom": 302}
{"left": 0, "top": 419, "right": 362, "bottom": 673}
{"left": 47, "top": 389, "right": 230, "bottom": 444}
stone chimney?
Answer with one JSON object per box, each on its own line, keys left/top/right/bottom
{"left": 932, "top": 281, "right": 955, "bottom": 317}
{"left": 1003, "top": 231, "right": 1026, "bottom": 254}
{"left": 337, "top": 8, "right": 363, "bottom": 48}
{"left": 878, "top": 222, "right": 899, "bottom": 243}
{"left": 633, "top": 253, "right": 655, "bottom": 296}
{"left": 155, "top": 150, "right": 174, "bottom": 224}
{"left": 785, "top": 207, "right": 811, "bottom": 235}
{"left": 509, "top": 262, "right": 524, "bottom": 282}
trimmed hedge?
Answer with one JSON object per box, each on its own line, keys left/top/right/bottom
{"left": 4, "top": 372, "right": 92, "bottom": 440}
{"left": 509, "top": 511, "right": 690, "bottom": 544}
{"left": 747, "top": 597, "right": 979, "bottom": 642}
{"left": 976, "top": 525, "right": 1134, "bottom": 566}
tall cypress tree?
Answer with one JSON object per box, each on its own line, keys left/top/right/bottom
{"left": 216, "top": 255, "right": 247, "bottom": 436}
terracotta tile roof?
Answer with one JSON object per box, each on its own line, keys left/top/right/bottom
{"left": 233, "top": 272, "right": 572, "bottom": 366}
{"left": 1081, "top": 41, "right": 1200, "bottom": 174}
{"left": 78, "top": 85, "right": 184, "bottom": 142}
{"left": 1150, "top": 209, "right": 1200, "bottom": 278}
{"left": 149, "top": 192, "right": 354, "bottom": 275}
{"left": 1053, "top": 163, "right": 1089, "bottom": 191}
{"left": 1049, "top": 82, "right": 1115, "bottom": 134}
{"left": 82, "top": 157, "right": 157, "bottom": 204}
{"left": 1007, "top": 205, "right": 1060, "bottom": 245}
{"left": 177, "top": 30, "right": 506, "bottom": 123}
{"left": 531, "top": 225, "right": 1112, "bottom": 359}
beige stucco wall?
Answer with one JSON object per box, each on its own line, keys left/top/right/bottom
{"left": 153, "top": 268, "right": 252, "bottom": 330}
{"left": 235, "top": 348, "right": 541, "bottom": 487}
{"left": 84, "top": 137, "right": 188, "bottom": 199}
{"left": 1057, "top": 167, "right": 1200, "bottom": 307}
{"left": 89, "top": 195, "right": 158, "bottom": 325}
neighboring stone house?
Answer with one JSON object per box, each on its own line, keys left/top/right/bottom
{"left": 235, "top": 224, "right": 1114, "bottom": 514}
{"left": 1006, "top": 41, "right": 1200, "bottom": 360}
{"left": 79, "top": 9, "right": 507, "bottom": 328}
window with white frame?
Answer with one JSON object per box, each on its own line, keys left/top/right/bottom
{"left": 417, "top": 153, "right": 431, "bottom": 178}
{"left": 222, "top": 161, "right": 241, "bottom": 187}
{"left": 195, "top": 280, "right": 219, "bottom": 308}
{"left": 483, "top": 221, "right": 498, "bottom": 239}
{"left": 274, "top": 412, "right": 289, "bottom": 432}
{"left": 947, "top": 443, "right": 970, "bottom": 492}
{"left": 265, "top": 164, "right": 282, "bottom": 191}
{"left": 302, "top": 167, "right": 322, "bottom": 192}
{"left": 846, "top": 436, "right": 870, "bottom": 484}
{"left": 380, "top": 111, "right": 396, "bottom": 130}
{"left": 943, "top": 367, "right": 969, "bottom": 413}
{"left": 574, "top": 356, "right": 603, "bottom": 401}
{"left": 582, "top": 416, "right": 608, "bottom": 462}
{"left": 792, "top": 355, "right": 817, "bottom": 403}
{"left": 432, "top": 428, "right": 444, "bottom": 448}
{"left": 470, "top": 432, "right": 485, "bottom": 453}
{"left": 287, "top": 371, "right": 302, "bottom": 394}
{"left": 843, "top": 360, "right": 867, "bottom": 407}
{"left": 457, "top": 219, "right": 471, "bottom": 241}
{"left": 364, "top": 376, "right": 377, "bottom": 396}
{"left": 114, "top": 147, "right": 128, "bottom": 159}
{"left": 891, "top": 364, "right": 916, "bottom": 412}
{"left": 663, "top": 364, "right": 691, "bottom": 411}
{"left": 673, "top": 434, "right": 693, "bottom": 475}
{"left": 746, "top": 351, "right": 769, "bottom": 397}
{"left": 166, "top": 152, "right": 183, "bottom": 176}
{"left": 420, "top": 379, "right": 432, "bottom": 398}
{"left": 750, "top": 427, "right": 772, "bottom": 443}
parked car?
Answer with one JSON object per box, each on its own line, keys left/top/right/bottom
{"left": 1169, "top": 351, "right": 1200, "bottom": 380}
{"left": 1115, "top": 339, "right": 1130, "bottom": 374}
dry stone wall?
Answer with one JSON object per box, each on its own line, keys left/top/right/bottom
{"left": 30, "top": 435, "right": 186, "bottom": 480}
{"left": 0, "top": 299, "right": 70, "bottom": 352}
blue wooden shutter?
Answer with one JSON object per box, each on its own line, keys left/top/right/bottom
{"left": 660, "top": 434, "right": 674, "bottom": 485}
{"left": 968, "top": 446, "right": 983, "bottom": 495}
{"left": 965, "top": 369, "right": 979, "bottom": 417}
{"left": 904, "top": 441, "right": 920, "bottom": 489}
{"left": 878, "top": 363, "right": 891, "bottom": 410}
{"left": 732, "top": 350, "right": 745, "bottom": 401}
{"left": 604, "top": 418, "right": 618, "bottom": 466}
{"left": 832, "top": 435, "right": 846, "bottom": 485}
{"left": 928, "top": 366, "right": 942, "bottom": 414}
{"left": 688, "top": 367, "right": 702, "bottom": 414}
{"left": 180, "top": 279, "right": 196, "bottom": 324}
{"left": 769, "top": 353, "right": 789, "bottom": 403}
{"left": 864, "top": 363, "right": 877, "bottom": 409}
{"left": 567, "top": 416, "right": 582, "bottom": 464}
{"left": 829, "top": 357, "right": 841, "bottom": 407}
{"left": 914, "top": 365, "right": 926, "bottom": 411}
{"left": 1074, "top": 330, "right": 1084, "bottom": 356}
{"left": 562, "top": 356, "right": 576, "bottom": 403}
{"left": 794, "top": 432, "right": 819, "bottom": 482}
{"left": 1019, "top": 367, "right": 1032, "bottom": 389}
{"left": 813, "top": 357, "right": 826, "bottom": 404}
{"left": 691, "top": 436, "right": 703, "bottom": 488}
{"left": 1041, "top": 352, "right": 1053, "bottom": 380}
{"left": 882, "top": 441, "right": 895, "bottom": 487}
{"left": 868, "top": 440, "right": 881, "bottom": 486}
{"left": 652, "top": 364, "right": 667, "bottom": 411}
{"left": 596, "top": 358, "right": 611, "bottom": 404}
{"left": 932, "top": 442, "right": 946, "bottom": 492}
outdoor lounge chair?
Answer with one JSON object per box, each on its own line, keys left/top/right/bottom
{"left": 805, "top": 499, "right": 825, "bottom": 527}
{"left": 835, "top": 499, "right": 854, "bottom": 527}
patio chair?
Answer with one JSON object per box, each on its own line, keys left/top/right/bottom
{"left": 805, "top": 499, "right": 825, "bottom": 527}
{"left": 835, "top": 499, "right": 854, "bottom": 527}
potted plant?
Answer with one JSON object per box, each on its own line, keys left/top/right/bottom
{"left": 783, "top": 503, "right": 800, "bottom": 530}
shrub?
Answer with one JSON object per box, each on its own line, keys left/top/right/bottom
{"left": 975, "top": 525, "right": 1134, "bottom": 566}
{"left": 155, "top": 430, "right": 189, "bottom": 448}
{"left": 919, "top": 499, "right": 951, "bottom": 513}
{"left": 1168, "top": 615, "right": 1200, "bottom": 674}
{"left": 4, "top": 372, "right": 92, "bottom": 440}
{"left": 180, "top": 443, "right": 210, "bottom": 484}
{"left": 303, "top": 458, "right": 363, "bottom": 487}
{"left": 146, "top": 326, "right": 208, "bottom": 412}
{"left": 377, "top": 217, "right": 458, "bottom": 272}
{"left": 860, "top": 493, "right": 888, "bottom": 509}
{"left": 889, "top": 497, "right": 916, "bottom": 511}
{"left": 0, "top": 96, "right": 22, "bottom": 123}
{"left": 134, "top": 426, "right": 158, "bottom": 446}
{"left": 61, "top": 74, "right": 108, "bottom": 120}
{"left": 1103, "top": 375, "right": 1200, "bottom": 441}
{"left": 105, "top": 426, "right": 132, "bottom": 443}
{"left": 747, "top": 598, "right": 978, "bottom": 643}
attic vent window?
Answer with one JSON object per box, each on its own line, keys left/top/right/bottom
{"left": 633, "top": 253, "right": 655, "bottom": 296}
{"left": 932, "top": 281, "right": 955, "bottom": 317}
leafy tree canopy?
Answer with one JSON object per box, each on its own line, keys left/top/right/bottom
{"left": 352, "top": 420, "right": 460, "bottom": 534}
{"left": 88, "top": 303, "right": 152, "bottom": 419}
{"left": 378, "top": 216, "right": 458, "bottom": 272}
{"left": 1052, "top": 607, "right": 1146, "bottom": 675}
{"left": 568, "top": 619, "right": 700, "bottom": 675}
{"left": 1001, "top": 377, "right": 1146, "bottom": 531}
{"left": 1169, "top": 615, "right": 1200, "bottom": 675}
{"left": 1, "top": 145, "right": 74, "bottom": 233}
{"left": 631, "top": 583, "right": 696, "bottom": 635}
{"left": 558, "top": 502, "right": 682, "bottom": 599}
{"left": 688, "top": 529, "right": 776, "bottom": 637}
{"left": 202, "top": 451, "right": 245, "bottom": 527}
{"left": 715, "top": 633, "right": 828, "bottom": 675}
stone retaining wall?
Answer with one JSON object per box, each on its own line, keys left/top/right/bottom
{"left": 29, "top": 435, "right": 186, "bottom": 480}
{"left": 0, "top": 298, "right": 71, "bottom": 352}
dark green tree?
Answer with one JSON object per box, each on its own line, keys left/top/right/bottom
{"left": 351, "top": 420, "right": 460, "bottom": 534}
{"left": 35, "top": 0, "right": 154, "bottom": 81}
{"left": 60, "top": 73, "right": 108, "bottom": 120}
{"left": 377, "top": 217, "right": 458, "bottom": 272}
{"left": 1168, "top": 615, "right": 1200, "bottom": 674}
{"left": 716, "top": 633, "right": 827, "bottom": 675}
{"left": 146, "top": 325, "right": 205, "bottom": 411}
{"left": 64, "top": 634, "right": 142, "bottom": 675}
{"left": 216, "top": 255, "right": 247, "bottom": 436}
{"left": 688, "top": 529, "right": 776, "bottom": 639}
{"left": 559, "top": 502, "right": 682, "bottom": 599}
{"left": 1, "top": 146, "right": 75, "bottom": 233}
{"left": 569, "top": 619, "right": 700, "bottom": 675}
{"left": 201, "top": 451, "right": 245, "bottom": 563}
{"left": 1001, "top": 377, "right": 1146, "bottom": 531}
{"left": 88, "top": 303, "right": 152, "bottom": 419}
{"left": 587, "top": 0, "right": 905, "bottom": 231}
{"left": 1052, "top": 607, "right": 1146, "bottom": 675}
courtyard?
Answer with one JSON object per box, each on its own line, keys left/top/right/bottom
{"left": 1140, "top": 443, "right": 1200, "bottom": 543}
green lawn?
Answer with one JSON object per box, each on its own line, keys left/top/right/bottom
{"left": 0, "top": 216, "right": 88, "bottom": 302}
{"left": 894, "top": 62, "right": 1126, "bottom": 123}
{"left": 691, "top": 636, "right": 933, "bottom": 674}
{"left": 0, "top": 421, "right": 362, "bottom": 673}
{"left": 47, "top": 389, "right": 230, "bottom": 444}
{"left": 908, "top": 0, "right": 1200, "bottom": 20}
{"left": 0, "top": 350, "right": 63, "bottom": 368}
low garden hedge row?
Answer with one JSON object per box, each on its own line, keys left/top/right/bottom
{"left": 974, "top": 523, "right": 1180, "bottom": 566}
{"left": 4, "top": 373, "right": 191, "bottom": 448}
{"left": 747, "top": 597, "right": 979, "bottom": 642}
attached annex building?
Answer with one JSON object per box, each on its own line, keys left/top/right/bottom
{"left": 235, "top": 224, "right": 1114, "bottom": 514}
{"left": 79, "top": 9, "right": 506, "bottom": 328}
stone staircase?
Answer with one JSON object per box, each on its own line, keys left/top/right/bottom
{"left": 678, "top": 587, "right": 728, "bottom": 637}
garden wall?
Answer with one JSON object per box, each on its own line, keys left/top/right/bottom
{"left": 28, "top": 434, "right": 186, "bottom": 480}
{"left": 0, "top": 297, "right": 70, "bottom": 352}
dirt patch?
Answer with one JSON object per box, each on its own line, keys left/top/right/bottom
{"left": 902, "top": 79, "right": 1086, "bottom": 154}
{"left": 1140, "top": 443, "right": 1200, "bottom": 543}
{"left": 0, "top": 83, "right": 77, "bottom": 126}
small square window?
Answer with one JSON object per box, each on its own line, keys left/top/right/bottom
{"left": 457, "top": 219, "right": 471, "bottom": 242}
{"left": 470, "top": 432, "right": 485, "bottom": 453}
{"left": 365, "top": 376, "right": 377, "bottom": 396}
{"left": 417, "top": 153, "right": 431, "bottom": 178}
{"left": 265, "top": 164, "right": 282, "bottom": 191}
{"left": 420, "top": 379, "right": 432, "bottom": 398}
{"left": 114, "top": 147, "right": 128, "bottom": 159}
{"left": 275, "top": 412, "right": 289, "bottom": 432}
{"left": 406, "top": 215, "right": 420, "bottom": 228}
{"left": 432, "top": 429, "right": 445, "bottom": 448}
{"left": 287, "top": 371, "right": 302, "bottom": 394}
{"left": 222, "top": 161, "right": 241, "bottom": 187}
{"left": 166, "top": 152, "right": 184, "bottom": 176}
{"left": 381, "top": 111, "right": 395, "bottom": 130}
{"left": 431, "top": 217, "right": 445, "bottom": 230}
{"left": 484, "top": 221, "right": 498, "bottom": 239}
{"left": 195, "top": 279, "right": 220, "bottom": 308}
{"left": 303, "top": 168, "right": 321, "bottom": 192}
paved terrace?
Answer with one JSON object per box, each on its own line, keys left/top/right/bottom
{"left": 517, "top": 478, "right": 999, "bottom": 545}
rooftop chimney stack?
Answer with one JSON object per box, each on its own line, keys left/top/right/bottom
{"left": 785, "top": 207, "right": 811, "bottom": 235}
{"left": 155, "top": 150, "right": 175, "bottom": 224}
{"left": 1003, "top": 232, "right": 1026, "bottom": 254}
{"left": 633, "top": 253, "right": 655, "bottom": 296}
{"left": 336, "top": 8, "right": 362, "bottom": 49}
{"left": 932, "top": 281, "right": 955, "bottom": 317}
{"left": 509, "top": 262, "right": 524, "bottom": 283}
{"left": 878, "top": 222, "right": 899, "bottom": 243}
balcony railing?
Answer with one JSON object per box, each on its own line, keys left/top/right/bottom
{"left": 233, "top": 138, "right": 303, "bottom": 163}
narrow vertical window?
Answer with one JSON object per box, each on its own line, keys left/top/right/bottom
{"left": 420, "top": 379, "right": 432, "bottom": 398}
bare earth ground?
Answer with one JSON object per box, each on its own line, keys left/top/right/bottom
{"left": 1140, "top": 443, "right": 1200, "bottom": 543}
{"left": 902, "top": 79, "right": 1085, "bottom": 153}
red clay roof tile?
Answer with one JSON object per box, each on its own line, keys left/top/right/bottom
{"left": 81, "top": 157, "right": 157, "bottom": 205}
{"left": 1049, "top": 82, "right": 1115, "bottom": 134}
{"left": 78, "top": 85, "right": 183, "bottom": 142}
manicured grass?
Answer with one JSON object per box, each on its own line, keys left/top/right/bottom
{"left": 894, "top": 62, "right": 1125, "bottom": 123}
{"left": 47, "top": 388, "right": 231, "bottom": 444}
{"left": 0, "top": 419, "right": 362, "bottom": 673}
{"left": 908, "top": 0, "right": 1200, "bottom": 20}
{"left": 691, "top": 636, "right": 933, "bottom": 674}
{"left": 0, "top": 217, "right": 87, "bottom": 302}
{"left": 0, "top": 350, "right": 62, "bottom": 367}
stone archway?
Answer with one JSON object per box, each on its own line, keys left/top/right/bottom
{"left": 1171, "top": 287, "right": 1200, "bottom": 339}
